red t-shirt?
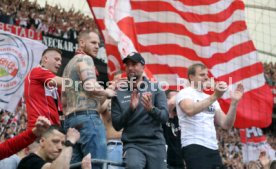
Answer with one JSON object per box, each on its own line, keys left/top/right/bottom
{"left": 24, "top": 66, "right": 61, "bottom": 129}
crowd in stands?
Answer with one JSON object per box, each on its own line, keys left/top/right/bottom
{"left": 264, "top": 62, "right": 276, "bottom": 86}
{"left": 1, "top": 105, "right": 276, "bottom": 168}
{"left": 217, "top": 127, "right": 276, "bottom": 169}
{"left": 0, "top": 103, "right": 27, "bottom": 142}
{"left": 217, "top": 127, "right": 244, "bottom": 169}
{"left": 263, "top": 62, "right": 276, "bottom": 134}
{"left": 0, "top": 0, "right": 97, "bottom": 40}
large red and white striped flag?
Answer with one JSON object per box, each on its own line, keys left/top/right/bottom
{"left": 87, "top": 0, "right": 273, "bottom": 128}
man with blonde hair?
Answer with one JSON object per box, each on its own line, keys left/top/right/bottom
{"left": 62, "top": 30, "right": 116, "bottom": 169}
{"left": 176, "top": 63, "right": 244, "bottom": 169}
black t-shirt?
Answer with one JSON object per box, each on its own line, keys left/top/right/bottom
{"left": 162, "top": 116, "right": 184, "bottom": 167}
{"left": 17, "top": 153, "right": 46, "bottom": 169}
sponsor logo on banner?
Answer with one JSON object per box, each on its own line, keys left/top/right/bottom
{"left": 0, "top": 32, "right": 33, "bottom": 102}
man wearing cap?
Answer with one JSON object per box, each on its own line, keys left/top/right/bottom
{"left": 111, "top": 52, "right": 169, "bottom": 169}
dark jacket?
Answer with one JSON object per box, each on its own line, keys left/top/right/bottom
{"left": 111, "top": 77, "right": 168, "bottom": 146}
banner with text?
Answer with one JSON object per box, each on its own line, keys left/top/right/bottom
{"left": 0, "top": 22, "right": 42, "bottom": 41}
{"left": 0, "top": 30, "right": 47, "bottom": 113}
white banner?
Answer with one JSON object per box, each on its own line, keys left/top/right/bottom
{"left": 0, "top": 30, "right": 47, "bottom": 113}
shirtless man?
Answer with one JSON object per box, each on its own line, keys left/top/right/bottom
{"left": 62, "top": 30, "right": 116, "bottom": 169}
{"left": 101, "top": 99, "right": 123, "bottom": 169}
{"left": 100, "top": 72, "right": 125, "bottom": 169}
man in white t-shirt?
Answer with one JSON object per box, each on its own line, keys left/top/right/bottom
{"left": 176, "top": 63, "right": 244, "bottom": 169}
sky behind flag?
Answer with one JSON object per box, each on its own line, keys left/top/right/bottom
{"left": 87, "top": 0, "right": 272, "bottom": 128}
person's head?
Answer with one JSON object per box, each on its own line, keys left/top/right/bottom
{"left": 187, "top": 63, "right": 209, "bottom": 89}
{"left": 123, "top": 52, "right": 145, "bottom": 82}
{"left": 38, "top": 125, "right": 65, "bottom": 162}
{"left": 40, "top": 48, "right": 62, "bottom": 74}
{"left": 78, "top": 30, "right": 100, "bottom": 58}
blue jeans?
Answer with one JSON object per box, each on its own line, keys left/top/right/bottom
{"left": 107, "top": 140, "right": 124, "bottom": 169}
{"left": 64, "top": 110, "right": 107, "bottom": 169}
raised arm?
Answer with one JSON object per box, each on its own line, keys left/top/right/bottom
{"left": 215, "top": 83, "right": 244, "bottom": 129}
{"left": 0, "top": 116, "right": 50, "bottom": 160}
{"left": 178, "top": 82, "right": 227, "bottom": 117}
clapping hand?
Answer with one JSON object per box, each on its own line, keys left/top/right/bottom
{"left": 141, "top": 92, "right": 153, "bottom": 112}
{"left": 230, "top": 83, "right": 244, "bottom": 104}
{"left": 130, "top": 89, "right": 139, "bottom": 111}
{"left": 214, "top": 81, "right": 228, "bottom": 99}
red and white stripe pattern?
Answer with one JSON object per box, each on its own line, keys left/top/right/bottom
{"left": 87, "top": 0, "right": 272, "bottom": 128}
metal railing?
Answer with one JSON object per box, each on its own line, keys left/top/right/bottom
{"left": 70, "top": 159, "right": 125, "bottom": 169}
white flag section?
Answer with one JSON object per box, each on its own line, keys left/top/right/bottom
{"left": 240, "top": 127, "right": 276, "bottom": 163}
{"left": 104, "top": 0, "right": 137, "bottom": 57}
{"left": 0, "top": 30, "right": 47, "bottom": 113}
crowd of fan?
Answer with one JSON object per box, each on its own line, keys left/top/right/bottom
{"left": 263, "top": 61, "right": 276, "bottom": 134}
{"left": 1, "top": 0, "right": 276, "bottom": 168}
{"left": 0, "top": 0, "right": 97, "bottom": 40}
{"left": 1, "top": 102, "right": 276, "bottom": 168}
{"left": 217, "top": 127, "right": 244, "bottom": 169}
{"left": 217, "top": 127, "right": 276, "bottom": 169}
{"left": 264, "top": 62, "right": 276, "bottom": 86}
{"left": 0, "top": 104, "right": 27, "bottom": 142}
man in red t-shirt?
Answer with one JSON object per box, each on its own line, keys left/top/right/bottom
{"left": 24, "top": 48, "right": 63, "bottom": 129}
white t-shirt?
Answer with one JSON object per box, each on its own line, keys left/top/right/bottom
{"left": 176, "top": 87, "right": 221, "bottom": 150}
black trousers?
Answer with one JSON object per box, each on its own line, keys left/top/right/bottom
{"left": 182, "top": 144, "right": 224, "bottom": 169}
{"left": 124, "top": 144, "right": 167, "bottom": 169}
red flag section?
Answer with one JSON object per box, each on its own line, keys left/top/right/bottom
{"left": 87, "top": 0, "right": 273, "bottom": 128}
